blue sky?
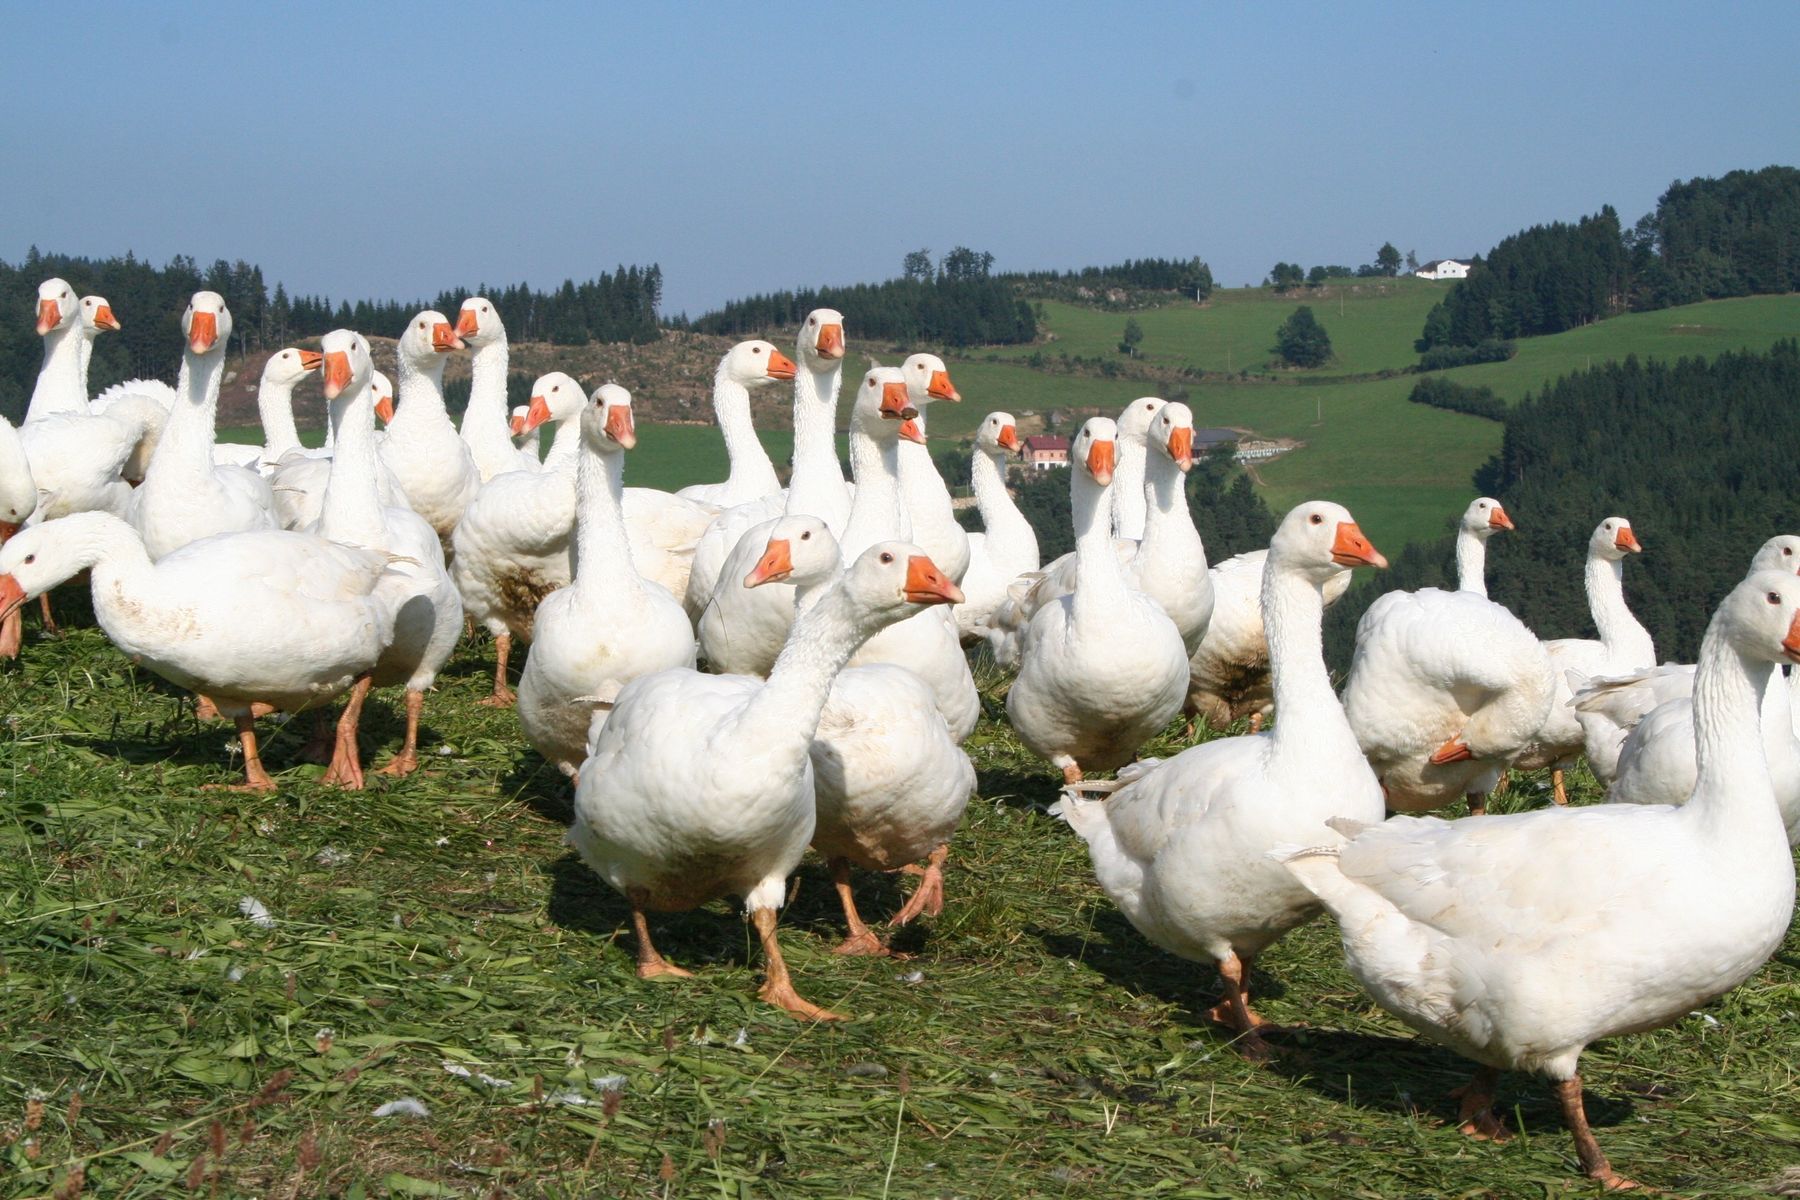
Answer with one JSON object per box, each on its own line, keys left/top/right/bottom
{"left": 5, "top": 2, "right": 1797, "bottom": 317}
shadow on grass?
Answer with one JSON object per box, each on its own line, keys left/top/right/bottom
{"left": 541, "top": 850, "right": 759, "bottom": 973}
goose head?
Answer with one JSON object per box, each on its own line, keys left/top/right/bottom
{"left": 1463, "top": 497, "right": 1514, "bottom": 538}
{"left": 1725, "top": 570, "right": 1800, "bottom": 667}
{"left": 1117, "top": 396, "right": 1166, "bottom": 445}
{"left": 745, "top": 515, "right": 837, "bottom": 589}
{"left": 723, "top": 339, "right": 797, "bottom": 387}
{"left": 35, "top": 279, "right": 77, "bottom": 336}
{"left": 580, "top": 383, "right": 636, "bottom": 453}
{"left": 1590, "top": 516, "right": 1640, "bottom": 561}
{"left": 1072, "top": 417, "right": 1118, "bottom": 486}
{"left": 1272, "top": 500, "right": 1387, "bottom": 586}
{"left": 455, "top": 296, "right": 503, "bottom": 347}
{"left": 319, "top": 329, "right": 374, "bottom": 403}
{"left": 371, "top": 370, "right": 396, "bottom": 424}
{"left": 1149, "top": 401, "right": 1195, "bottom": 472}
{"left": 521, "top": 372, "right": 587, "bottom": 433}
{"left": 182, "top": 292, "right": 232, "bottom": 356}
{"left": 901, "top": 353, "right": 960, "bottom": 407}
{"left": 843, "top": 540, "right": 963, "bottom": 621}
{"left": 262, "top": 346, "right": 324, "bottom": 391}
{"left": 853, "top": 367, "right": 919, "bottom": 444}
{"left": 1751, "top": 535, "right": 1800, "bottom": 575}
{"left": 80, "top": 295, "right": 121, "bottom": 336}
{"left": 976, "top": 411, "right": 1021, "bottom": 458}
{"left": 799, "top": 308, "right": 846, "bottom": 365}
{"left": 0, "top": 521, "right": 88, "bottom": 622}
{"left": 399, "top": 310, "right": 463, "bottom": 368}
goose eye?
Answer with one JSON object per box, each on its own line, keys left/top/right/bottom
{"left": 23, "top": 554, "right": 35, "bottom": 564}
{"left": 417, "top": 321, "right": 426, "bottom": 330}
{"left": 801, "top": 531, "right": 811, "bottom": 540}
{"left": 1309, "top": 514, "right": 1323, "bottom": 526}
{"left": 482, "top": 305, "right": 489, "bottom": 313}
{"left": 880, "top": 552, "right": 893, "bottom": 564}
{"left": 808, "top": 317, "right": 816, "bottom": 325}
{"left": 752, "top": 346, "right": 763, "bottom": 354}
{"left": 1769, "top": 592, "right": 1781, "bottom": 605}
{"left": 1785, "top": 548, "right": 1793, "bottom": 556}
{"left": 551, "top": 385, "right": 559, "bottom": 392}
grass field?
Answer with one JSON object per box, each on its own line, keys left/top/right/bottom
{"left": 4, "top": 611, "right": 1799, "bottom": 1198}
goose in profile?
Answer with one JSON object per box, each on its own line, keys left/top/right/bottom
{"left": 957, "top": 412, "right": 1038, "bottom": 645}
{"left": 455, "top": 296, "right": 540, "bottom": 480}
{"left": 378, "top": 310, "right": 478, "bottom": 545}
{"left": 675, "top": 340, "right": 796, "bottom": 508}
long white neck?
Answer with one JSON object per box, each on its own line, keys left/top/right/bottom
{"left": 712, "top": 366, "right": 780, "bottom": 498}
{"left": 26, "top": 323, "right": 88, "bottom": 421}
{"left": 971, "top": 447, "right": 1034, "bottom": 559}
{"left": 791, "top": 566, "right": 844, "bottom": 618}
{"left": 1586, "top": 551, "right": 1655, "bottom": 665}
{"left": 1137, "top": 453, "right": 1204, "bottom": 580}
{"left": 148, "top": 349, "right": 226, "bottom": 481}
{"left": 785, "top": 358, "right": 850, "bottom": 533}
{"left": 571, "top": 441, "right": 640, "bottom": 596}
{"left": 1111, "top": 435, "right": 1149, "bottom": 540}
{"left": 258, "top": 376, "right": 305, "bottom": 460}
{"left": 541, "top": 415, "right": 584, "bottom": 473}
{"left": 78, "top": 330, "right": 95, "bottom": 398}
{"left": 896, "top": 411, "right": 956, "bottom": 534}
{"left": 391, "top": 351, "right": 451, "bottom": 432}
{"left": 731, "top": 583, "right": 890, "bottom": 759}
{"left": 45, "top": 513, "right": 158, "bottom": 627}
{"left": 461, "top": 336, "right": 517, "bottom": 477}
{"left": 840, "top": 423, "right": 907, "bottom": 560}
{"left": 1265, "top": 561, "right": 1359, "bottom": 759}
{"left": 1455, "top": 527, "right": 1489, "bottom": 597}
{"left": 1682, "top": 615, "right": 1785, "bottom": 843}
{"left": 1072, "top": 470, "right": 1128, "bottom": 620}
{"left": 317, "top": 379, "right": 386, "bottom": 546}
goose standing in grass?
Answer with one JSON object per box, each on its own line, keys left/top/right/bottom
{"left": 569, "top": 541, "right": 962, "bottom": 1020}
{"left": 379, "top": 311, "right": 478, "bottom": 546}
{"left": 1344, "top": 498, "right": 1555, "bottom": 814}
{"left": 957, "top": 412, "right": 1038, "bottom": 645}
{"left": 1007, "top": 417, "right": 1189, "bottom": 782}
{"left": 1512, "top": 517, "right": 1653, "bottom": 805}
{"left": 1054, "top": 502, "right": 1388, "bottom": 1055}
{"left": 743, "top": 517, "right": 974, "bottom": 953}
{"left": 675, "top": 340, "right": 796, "bottom": 508}
{"left": 455, "top": 297, "right": 539, "bottom": 480}
{"left": 124, "top": 293, "right": 277, "bottom": 560}
{"left": 518, "top": 385, "right": 696, "bottom": 778}
{"left": 307, "top": 330, "right": 463, "bottom": 784}
{"left": 1277, "top": 570, "right": 1800, "bottom": 1190}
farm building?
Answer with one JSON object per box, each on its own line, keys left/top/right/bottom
{"left": 1414, "top": 258, "right": 1473, "bottom": 280}
{"left": 1022, "top": 435, "right": 1070, "bottom": 470}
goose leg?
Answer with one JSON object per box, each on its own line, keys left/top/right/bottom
{"left": 376, "top": 689, "right": 425, "bottom": 777}
{"left": 320, "top": 676, "right": 373, "bottom": 790}
{"left": 1552, "top": 768, "right": 1569, "bottom": 806}
{"left": 478, "top": 634, "right": 515, "bottom": 708}
{"left": 1554, "top": 1076, "right": 1642, "bottom": 1190}
{"left": 1060, "top": 761, "right": 1083, "bottom": 785}
{"left": 298, "top": 710, "right": 336, "bottom": 765}
{"left": 195, "top": 693, "right": 223, "bottom": 722}
{"left": 752, "top": 906, "right": 843, "bottom": 1021}
{"left": 627, "top": 889, "right": 691, "bottom": 979}
{"left": 1467, "top": 790, "right": 1487, "bottom": 817}
{"left": 1248, "top": 712, "right": 1265, "bottom": 733}
{"left": 38, "top": 593, "right": 57, "bottom": 636}
{"left": 829, "top": 858, "right": 888, "bottom": 956}
{"left": 890, "top": 844, "right": 948, "bottom": 926}
{"left": 1207, "top": 952, "right": 1272, "bottom": 1059}
{"left": 204, "top": 714, "right": 277, "bottom": 793}
{"left": 1449, "top": 1066, "right": 1510, "bottom": 1141}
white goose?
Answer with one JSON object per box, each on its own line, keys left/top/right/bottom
{"left": 0, "top": 511, "right": 392, "bottom": 791}
{"left": 1054, "top": 502, "right": 1389, "bottom": 1055}
{"left": 451, "top": 373, "right": 590, "bottom": 705}
{"left": 1278, "top": 570, "right": 1800, "bottom": 1190}
{"left": 124, "top": 293, "right": 277, "bottom": 560}
{"left": 455, "top": 296, "right": 538, "bottom": 480}
{"left": 675, "top": 340, "right": 796, "bottom": 507}
{"left": 0, "top": 414, "right": 35, "bottom": 658}
{"left": 265, "top": 351, "right": 412, "bottom": 531}
{"left": 1512, "top": 517, "right": 1653, "bottom": 805}
{"left": 569, "top": 540, "right": 962, "bottom": 1020}
{"left": 895, "top": 353, "right": 969, "bottom": 583}
{"left": 24, "top": 278, "right": 88, "bottom": 421}
{"left": 745, "top": 516, "right": 975, "bottom": 953}
{"left": 1006, "top": 417, "right": 1189, "bottom": 782}
{"left": 518, "top": 386, "right": 696, "bottom": 778}
{"left": 378, "top": 310, "right": 479, "bottom": 545}
{"left": 308, "top": 330, "right": 463, "bottom": 784}
{"left": 957, "top": 412, "right": 1039, "bottom": 644}
{"left": 1343, "top": 498, "right": 1556, "bottom": 814}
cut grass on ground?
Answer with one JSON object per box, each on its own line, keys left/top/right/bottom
{"left": 3, "top": 608, "right": 1798, "bottom": 1198}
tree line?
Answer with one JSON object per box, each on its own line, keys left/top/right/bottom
{"left": 1324, "top": 340, "right": 1800, "bottom": 670}
{"left": 1268, "top": 243, "right": 1403, "bottom": 291}
{"left": 1008, "top": 256, "right": 1216, "bottom": 304}
{"left": 1416, "top": 166, "right": 1800, "bottom": 358}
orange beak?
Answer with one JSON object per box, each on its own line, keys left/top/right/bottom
{"left": 879, "top": 380, "right": 913, "bottom": 421}
{"left": 35, "top": 299, "right": 60, "bottom": 334}
{"left": 1489, "top": 506, "right": 1514, "bottom": 531}
{"left": 744, "top": 538, "right": 794, "bottom": 588}
{"left": 456, "top": 307, "right": 480, "bottom": 337}
{"left": 431, "top": 322, "right": 463, "bottom": 352}
{"left": 1086, "top": 439, "right": 1115, "bottom": 485}
{"left": 997, "top": 424, "right": 1020, "bottom": 453}
{"left": 1429, "top": 736, "right": 1474, "bottom": 765}
{"left": 1167, "top": 426, "right": 1194, "bottom": 471}
{"left": 523, "top": 395, "right": 554, "bottom": 432}
{"left": 927, "top": 369, "right": 960, "bottom": 402}
{"left": 815, "top": 323, "right": 844, "bottom": 359}
{"left": 322, "top": 351, "right": 353, "bottom": 400}
{"left": 1331, "top": 522, "right": 1388, "bottom": 569}
{"left": 0, "top": 521, "right": 20, "bottom": 542}
{"left": 93, "top": 305, "right": 120, "bottom": 331}
{"left": 296, "top": 349, "right": 323, "bottom": 372}
{"left": 188, "top": 310, "right": 218, "bottom": 354}
{"left": 904, "top": 555, "right": 963, "bottom": 605}
{"left": 1784, "top": 611, "right": 1800, "bottom": 662}
{"left": 509, "top": 412, "right": 526, "bottom": 436}
{"left": 899, "top": 417, "right": 926, "bottom": 445}
{"left": 605, "top": 404, "right": 636, "bottom": 449}
{"left": 765, "top": 349, "right": 798, "bottom": 381}
{"left": 1615, "top": 526, "right": 1641, "bottom": 553}
{"left": 375, "top": 395, "right": 395, "bottom": 424}
{"left": 0, "top": 573, "right": 25, "bottom": 624}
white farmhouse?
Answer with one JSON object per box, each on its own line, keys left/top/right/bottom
{"left": 1414, "top": 259, "right": 1473, "bottom": 281}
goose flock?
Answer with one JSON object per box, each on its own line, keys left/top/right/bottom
{"left": 2, "top": 277, "right": 1796, "bottom": 1189}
